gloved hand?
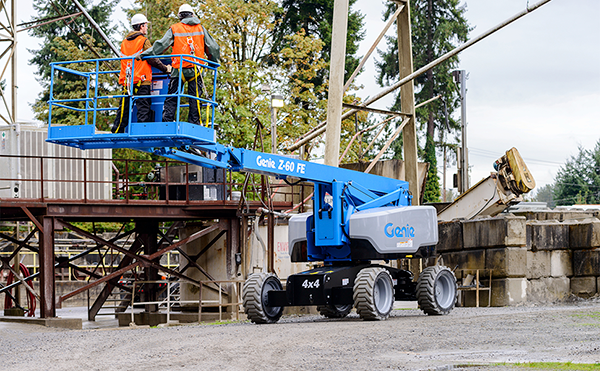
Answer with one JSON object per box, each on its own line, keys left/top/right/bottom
{"left": 166, "top": 65, "right": 173, "bottom": 74}
{"left": 135, "top": 55, "right": 142, "bottom": 61}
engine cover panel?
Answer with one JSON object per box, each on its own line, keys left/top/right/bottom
{"left": 349, "top": 206, "right": 438, "bottom": 254}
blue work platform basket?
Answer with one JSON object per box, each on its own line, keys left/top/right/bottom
{"left": 46, "top": 54, "right": 219, "bottom": 151}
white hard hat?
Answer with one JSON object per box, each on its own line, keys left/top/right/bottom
{"left": 178, "top": 4, "right": 194, "bottom": 14}
{"left": 131, "top": 14, "right": 148, "bottom": 27}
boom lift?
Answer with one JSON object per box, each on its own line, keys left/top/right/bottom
{"left": 46, "top": 55, "right": 457, "bottom": 323}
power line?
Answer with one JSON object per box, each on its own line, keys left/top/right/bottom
{"left": 469, "top": 147, "right": 564, "bottom": 166}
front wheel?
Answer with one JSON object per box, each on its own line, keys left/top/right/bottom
{"left": 353, "top": 267, "right": 394, "bottom": 321}
{"left": 243, "top": 273, "right": 284, "bottom": 324}
{"left": 416, "top": 265, "right": 457, "bottom": 315}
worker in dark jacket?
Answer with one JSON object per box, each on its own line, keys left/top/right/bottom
{"left": 112, "top": 14, "right": 170, "bottom": 134}
{"left": 140, "top": 4, "right": 220, "bottom": 126}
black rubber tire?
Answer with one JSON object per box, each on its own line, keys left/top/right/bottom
{"left": 416, "top": 265, "right": 457, "bottom": 315}
{"left": 353, "top": 267, "right": 394, "bottom": 321}
{"left": 242, "top": 273, "right": 284, "bottom": 324}
{"left": 317, "top": 304, "right": 353, "bottom": 318}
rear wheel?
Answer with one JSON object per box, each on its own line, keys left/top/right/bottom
{"left": 416, "top": 265, "right": 457, "bottom": 315}
{"left": 317, "top": 304, "right": 353, "bottom": 318}
{"left": 243, "top": 273, "right": 284, "bottom": 324}
{"left": 353, "top": 267, "right": 394, "bottom": 321}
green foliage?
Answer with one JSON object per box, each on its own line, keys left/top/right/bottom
{"left": 423, "top": 134, "right": 440, "bottom": 202}
{"left": 197, "top": 0, "right": 285, "bottom": 149}
{"left": 68, "top": 221, "right": 135, "bottom": 234}
{"left": 271, "top": 0, "right": 365, "bottom": 98}
{"left": 376, "top": 0, "right": 470, "bottom": 193}
{"left": 532, "top": 183, "right": 557, "bottom": 208}
{"left": 127, "top": 0, "right": 331, "bottom": 154}
{"left": 553, "top": 140, "right": 600, "bottom": 206}
{"left": 29, "top": 0, "right": 119, "bottom": 128}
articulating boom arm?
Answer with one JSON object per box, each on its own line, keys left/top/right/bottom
{"left": 46, "top": 56, "right": 437, "bottom": 264}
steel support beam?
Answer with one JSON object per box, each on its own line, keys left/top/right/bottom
{"left": 39, "top": 216, "right": 55, "bottom": 318}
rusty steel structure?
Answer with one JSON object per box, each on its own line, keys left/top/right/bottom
{"left": 0, "top": 152, "right": 299, "bottom": 320}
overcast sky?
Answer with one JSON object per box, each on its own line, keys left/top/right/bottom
{"left": 354, "top": 0, "right": 600, "bottom": 193}
{"left": 12, "top": 0, "right": 600, "bottom": 195}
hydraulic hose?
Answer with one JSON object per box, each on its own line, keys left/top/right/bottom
{"left": 4, "top": 263, "right": 36, "bottom": 317}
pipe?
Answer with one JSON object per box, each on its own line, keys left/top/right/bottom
{"left": 343, "top": 5, "right": 403, "bottom": 92}
{"left": 71, "top": 0, "right": 120, "bottom": 57}
{"left": 286, "top": 0, "right": 553, "bottom": 152}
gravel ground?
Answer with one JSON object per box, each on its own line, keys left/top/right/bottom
{"left": 1, "top": 299, "right": 599, "bottom": 371}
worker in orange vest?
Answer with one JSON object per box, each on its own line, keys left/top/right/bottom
{"left": 112, "top": 14, "right": 171, "bottom": 134}
{"left": 140, "top": 4, "right": 220, "bottom": 126}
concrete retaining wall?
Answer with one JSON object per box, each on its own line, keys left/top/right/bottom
{"left": 437, "top": 212, "right": 600, "bottom": 306}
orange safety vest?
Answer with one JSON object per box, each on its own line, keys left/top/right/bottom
{"left": 170, "top": 22, "right": 205, "bottom": 69}
{"left": 118, "top": 36, "right": 152, "bottom": 86}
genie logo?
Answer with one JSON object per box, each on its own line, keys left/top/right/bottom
{"left": 256, "top": 155, "right": 276, "bottom": 169}
{"left": 384, "top": 223, "right": 415, "bottom": 238}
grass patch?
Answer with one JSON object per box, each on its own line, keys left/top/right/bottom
{"left": 493, "top": 362, "right": 600, "bottom": 370}
{"left": 571, "top": 312, "right": 600, "bottom": 320}
{"left": 201, "top": 319, "right": 239, "bottom": 326}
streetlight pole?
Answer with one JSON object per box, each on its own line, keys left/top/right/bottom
{"left": 453, "top": 70, "right": 469, "bottom": 193}
{"left": 270, "top": 95, "right": 284, "bottom": 154}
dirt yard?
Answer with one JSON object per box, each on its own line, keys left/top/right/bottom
{"left": 1, "top": 298, "right": 599, "bottom": 371}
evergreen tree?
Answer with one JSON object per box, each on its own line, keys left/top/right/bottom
{"left": 376, "top": 0, "right": 470, "bottom": 202}
{"left": 554, "top": 141, "right": 600, "bottom": 205}
{"left": 532, "top": 183, "right": 557, "bottom": 208}
{"left": 29, "top": 0, "right": 118, "bottom": 128}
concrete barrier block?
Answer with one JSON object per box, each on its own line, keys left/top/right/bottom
{"left": 490, "top": 278, "right": 527, "bottom": 306}
{"left": 436, "top": 220, "right": 463, "bottom": 253}
{"left": 526, "top": 277, "right": 570, "bottom": 303}
{"left": 569, "top": 219, "right": 600, "bottom": 249}
{"left": 485, "top": 247, "right": 527, "bottom": 278}
{"left": 440, "top": 250, "right": 485, "bottom": 278}
{"left": 463, "top": 215, "right": 526, "bottom": 249}
{"left": 526, "top": 250, "right": 551, "bottom": 279}
{"left": 570, "top": 276, "right": 597, "bottom": 298}
{"left": 511, "top": 211, "right": 560, "bottom": 221}
{"left": 526, "top": 221, "right": 569, "bottom": 251}
{"left": 562, "top": 211, "right": 598, "bottom": 221}
{"left": 550, "top": 250, "right": 573, "bottom": 277}
{"left": 572, "top": 249, "right": 600, "bottom": 276}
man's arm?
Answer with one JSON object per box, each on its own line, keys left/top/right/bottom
{"left": 140, "top": 28, "right": 174, "bottom": 58}
{"left": 203, "top": 27, "right": 220, "bottom": 63}
{"left": 143, "top": 38, "right": 169, "bottom": 73}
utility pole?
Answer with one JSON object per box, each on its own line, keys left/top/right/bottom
{"left": 397, "top": 0, "right": 419, "bottom": 204}
{"left": 453, "top": 70, "right": 469, "bottom": 193}
{"left": 323, "top": 0, "right": 349, "bottom": 167}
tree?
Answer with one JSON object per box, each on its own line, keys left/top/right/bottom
{"left": 270, "top": 0, "right": 365, "bottom": 99}
{"left": 29, "top": 0, "right": 118, "bottom": 128}
{"left": 126, "top": 0, "right": 329, "bottom": 154}
{"left": 553, "top": 141, "right": 600, "bottom": 206}
{"left": 531, "top": 183, "right": 556, "bottom": 208}
{"left": 376, "top": 0, "right": 470, "bottom": 203}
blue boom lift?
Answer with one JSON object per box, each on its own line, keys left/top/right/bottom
{"left": 47, "top": 54, "right": 457, "bottom": 323}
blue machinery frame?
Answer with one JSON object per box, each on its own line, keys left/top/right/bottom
{"left": 46, "top": 55, "right": 412, "bottom": 262}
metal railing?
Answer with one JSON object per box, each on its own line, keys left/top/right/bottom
{"left": 129, "top": 279, "right": 244, "bottom": 325}
{"left": 48, "top": 54, "right": 219, "bottom": 131}
{"left": 0, "top": 154, "right": 298, "bottom": 204}
{"left": 0, "top": 250, "right": 180, "bottom": 282}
